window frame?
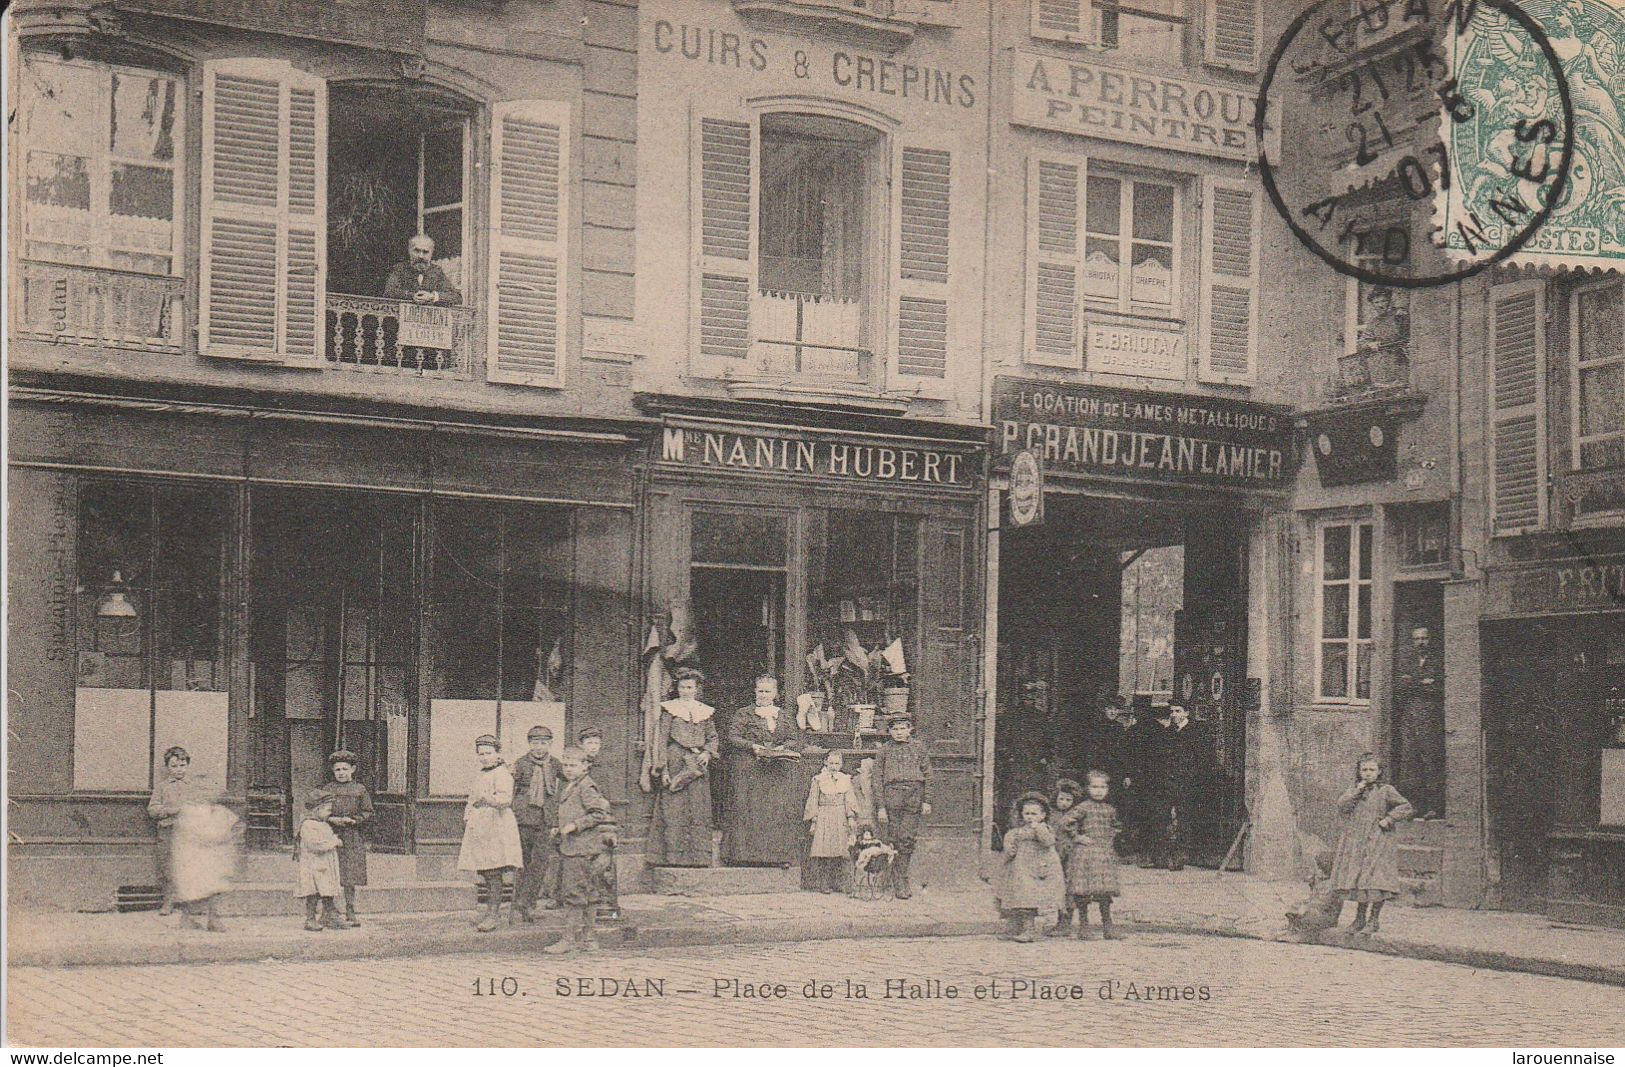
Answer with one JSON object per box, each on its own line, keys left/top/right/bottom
{"left": 415, "top": 118, "right": 472, "bottom": 302}
{"left": 1569, "top": 276, "right": 1625, "bottom": 471}
{"left": 16, "top": 52, "right": 186, "bottom": 277}
{"left": 1098, "top": 0, "right": 1190, "bottom": 67}
{"left": 1314, "top": 519, "right": 1375, "bottom": 705}
{"left": 1082, "top": 168, "right": 1184, "bottom": 321}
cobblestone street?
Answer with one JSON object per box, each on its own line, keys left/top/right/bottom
{"left": 8, "top": 933, "right": 1624, "bottom": 1047}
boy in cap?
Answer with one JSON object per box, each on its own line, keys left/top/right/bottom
{"left": 577, "top": 727, "right": 620, "bottom": 921}
{"left": 544, "top": 746, "right": 616, "bottom": 954}
{"left": 874, "top": 712, "right": 931, "bottom": 899}
{"left": 510, "top": 725, "right": 562, "bottom": 921}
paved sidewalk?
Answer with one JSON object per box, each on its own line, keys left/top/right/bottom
{"left": 9, "top": 867, "right": 1624, "bottom": 986}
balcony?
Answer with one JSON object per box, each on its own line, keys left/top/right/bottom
{"left": 1329, "top": 342, "right": 1412, "bottom": 403}
{"left": 748, "top": 289, "right": 872, "bottom": 381}
{"left": 325, "top": 294, "right": 475, "bottom": 380}
{"left": 14, "top": 260, "right": 183, "bottom": 352}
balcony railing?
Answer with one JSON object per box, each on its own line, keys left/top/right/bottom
{"left": 1329, "top": 342, "right": 1412, "bottom": 401}
{"left": 14, "top": 260, "right": 183, "bottom": 352}
{"left": 750, "top": 289, "right": 871, "bottom": 383}
{"left": 326, "top": 294, "right": 475, "bottom": 379}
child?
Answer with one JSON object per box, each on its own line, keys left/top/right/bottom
{"left": 1059, "top": 770, "right": 1125, "bottom": 940}
{"left": 169, "top": 776, "right": 238, "bottom": 932}
{"left": 851, "top": 825, "right": 896, "bottom": 898}
{"left": 577, "top": 727, "right": 621, "bottom": 923}
{"left": 1331, "top": 753, "right": 1414, "bottom": 936}
{"left": 874, "top": 713, "right": 931, "bottom": 899}
{"left": 296, "top": 794, "right": 343, "bottom": 932}
{"left": 1045, "top": 779, "right": 1083, "bottom": 937}
{"left": 147, "top": 746, "right": 192, "bottom": 915}
{"left": 1285, "top": 850, "right": 1341, "bottom": 942}
{"left": 321, "top": 750, "right": 373, "bottom": 928}
{"left": 457, "top": 734, "right": 525, "bottom": 933}
{"left": 804, "top": 751, "right": 859, "bottom": 894}
{"left": 545, "top": 746, "right": 615, "bottom": 955}
{"left": 994, "top": 791, "right": 1066, "bottom": 942}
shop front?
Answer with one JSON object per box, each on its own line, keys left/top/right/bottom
{"left": 638, "top": 400, "right": 985, "bottom": 883}
{"left": 6, "top": 387, "right": 642, "bottom": 908}
{"left": 1480, "top": 546, "right": 1625, "bottom": 927}
{"left": 989, "top": 377, "right": 1292, "bottom": 863}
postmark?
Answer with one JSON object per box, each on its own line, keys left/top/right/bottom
{"left": 1256, "top": 0, "right": 1575, "bottom": 288}
{"left": 1440, "top": 0, "right": 1625, "bottom": 272}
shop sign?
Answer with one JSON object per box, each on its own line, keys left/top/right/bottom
{"left": 1011, "top": 49, "right": 1279, "bottom": 162}
{"left": 1007, "top": 449, "right": 1045, "bottom": 527}
{"left": 994, "top": 378, "right": 1292, "bottom": 491}
{"left": 1087, "top": 322, "right": 1186, "bottom": 380}
{"left": 1483, "top": 553, "right": 1625, "bottom": 619}
{"left": 659, "top": 424, "right": 978, "bottom": 489}
{"left": 115, "top": 0, "right": 425, "bottom": 51}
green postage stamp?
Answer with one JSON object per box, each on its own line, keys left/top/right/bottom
{"left": 1441, "top": 0, "right": 1625, "bottom": 273}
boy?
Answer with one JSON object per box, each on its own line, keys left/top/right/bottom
{"left": 577, "top": 727, "right": 621, "bottom": 922}
{"left": 147, "top": 746, "right": 192, "bottom": 915}
{"left": 510, "top": 725, "right": 562, "bottom": 922}
{"left": 874, "top": 713, "right": 931, "bottom": 899}
{"left": 545, "top": 746, "right": 616, "bottom": 954}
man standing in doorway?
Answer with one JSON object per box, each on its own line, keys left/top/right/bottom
{"left": 1127, "top": 701, "right": 1172, "bottom": 867}
{"left": 1394, "top": 626, "right": 1445, "bottom": 818}
{"left": 1162, "top": 704, "right": 1211, "bottom": 870}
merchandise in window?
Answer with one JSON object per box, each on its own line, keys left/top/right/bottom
{"left": 1084, "top": 174, "right": 1178, "bottom": 314}
{"left": 1317, "top": 521, "right": 1374, "bottom": 702}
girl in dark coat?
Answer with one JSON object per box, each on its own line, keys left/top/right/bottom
{"left": 1059, "top": 770, "right": 1125, "bottom": 939}
{"left": 319, "top": 751, "right": 374, "bottom": 927}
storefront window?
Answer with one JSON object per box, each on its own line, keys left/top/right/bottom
{"left": 1317, "top": 520, "right": 1373, "bottom": 702}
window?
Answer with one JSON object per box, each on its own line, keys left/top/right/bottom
{"left": 808, "top": 510, "right": 921, "bottom": 718}
{"left": 1571, "top": 280, "right": 1625, "bottom": 472}
{"left": 17, "top": 54, "right": 182, "bottom": 274}
{"left": 1084, "top": 173, "right": 1178, "bottom": 315}
{"left": 1099, "top": 0, "right": 1187, "bottom": 66}
{"left": 1391, "top": 502, "right": 1450, "bottom": 569}
{"left": 1317, "top": 521, "right": 1374, "bottom": 702}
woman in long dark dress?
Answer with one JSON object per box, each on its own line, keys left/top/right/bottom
{"left": 647, "top": 668, "right": 719, "bottom": 867}
{"left": 721, "top": 675, "right": 811, "bottom": 866}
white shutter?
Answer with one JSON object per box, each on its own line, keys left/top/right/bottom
{"left": 693, "top": 115, "right": 756, "bottom": 367}
{"left": 200, "top": 59, "right": 326, "bottom": 363}
{"left": 1489, "top": 281, "right": 1548, "bottom": 535}
{"left": 1026, "top": 155, "right": 1083, "bottom": 369}
{"left": 1205, "top": 0, "right": 1261, "bottom": 73}
{"left": 1031, "top": 0, "right": 1098, "bottom": 44}
{"left": 1198, "top": 174, "right": 1259, "bottom": 385}
{"left": 488, "top": 100, "right": 570, "bottom": 386}
{"left": 893, "top": 144, "right": 952, "bottom": 382}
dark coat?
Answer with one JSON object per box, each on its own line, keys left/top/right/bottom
{"left": 554, "top": 774, "right": 615, "bottom": 858}
{"left": 721, "top": 706, "right": 809, "bottom": 866}
{"left": 318, "top": 780, "right": 373, "bottom": 887}
{"left": 382, "top": 261, "right": 462, "bottom": 304}
{"left": 1163, "top": 720, "right": 1212, "bottom": 799}
{"left": 510, "top": 751, "right": 563, "bottom": 828}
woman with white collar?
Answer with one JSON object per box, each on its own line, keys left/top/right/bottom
{"left": 647, "top": 667, "right": 720, "bottom": 866}
{"left": 721, "top": 674, "right": 813, "bottom": 867}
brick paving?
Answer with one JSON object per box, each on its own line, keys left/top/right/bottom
{"left": 7, "top": 934, "right": 1625, "bottom": 1047}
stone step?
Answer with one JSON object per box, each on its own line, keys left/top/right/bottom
{"left": 237, "top": 851, "right": 435, "bottom": 885}
{"left": 217, "top": 882, "right": 474, "bottom": 917}
{"left": 648, "top": 865, "right": 801, "bottom": 896}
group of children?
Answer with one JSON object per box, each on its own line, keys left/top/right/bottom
{"left": 801, "top": 712, "right": 931, "bottom": 899}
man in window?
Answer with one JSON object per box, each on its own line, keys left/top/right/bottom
{"left": 383, "top": 234, "right": 462, "bottom": 306}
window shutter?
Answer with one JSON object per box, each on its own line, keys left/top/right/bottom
{"left": 1026, "top": 155, "right": 1083, "bottom": 369}
{"left": 1489, "top": 281, "right": 1548, "bottom": 535}
{"left": 893, "top": 145, "right": 952, "bottom": 382}
{"left": 1198, "top": 175, "right": 1259, "bottom": 385}
{"left": 488, "top": 100, "right": 570, "bottom": 386}
{"left": 1032, "top": 0, "right": 1098, "bottom": 44}
{"left": 1205, "top": 0, "right": 1261, "bottom": 73}
{"left": 200, "top": 59, "right": 326, "bottom": 363}
{"left": 694, "top": 116, "right": 756, "bottom": 365}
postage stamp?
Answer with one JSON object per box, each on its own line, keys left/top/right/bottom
{"left": 1439, "top": 0, "right": 1625, "bottom": 272}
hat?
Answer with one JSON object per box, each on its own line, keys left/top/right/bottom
{"left": 1012, "top": 790, "right": 1052, "bottom": 819}
{"left": 1054, "top": 778, "right": 1084, "bottom": 800}
{"left": 526, "top": 726, "right": 554, "bottom": 741}
{"left": 577, "top": 726, "right": 603, "bottom": 742}
{"left": 886, "top": 712, "right": 914, "bottom": 726}
{"left": 327, "top": 749, "right": 359, "bottom": 766}
{"left": 474, "top": 734, "right": 500, "bottom": 749}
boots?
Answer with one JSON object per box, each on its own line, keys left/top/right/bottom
{"left": 892, "top": 850, "right": 914, "bottom": 900}
{"left": 476, "top": 873, "right": 503, "bottom": 933}
{"left": 578, "top": 906, "right": 599, "bottom": 953}
{"left": 343, "top": 885, "right": 362, "bottom": 928}
{"left": 997, "top": 912, "right": 1024, "bottom": 940}
{"left": 1363, "top": 901, "right": 1384, "bottom": 937}
{"left": 304, "top": 895, "right": 324, "bottom": 932}
{"left": 1100, "top": 898, "right": 1124, "bottom": 939}
{"left": 544, "top": 909, "right": 581, "bottom": 954}
{"left": 1348, "top": 901, "right": 1369, "bottom": 934}
{"left": 322, "top": 895, "right": 346, "bottom": 930}
{"left": 1047, "top": 907, "right": 1074, "bottom": 937}
{"left": 1014, "top": 912, "right": 1038, "bottom": 943}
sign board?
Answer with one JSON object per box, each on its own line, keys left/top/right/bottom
{"left": 1482, "top": 554, "right": 1625, "bottom": 620}
{"left": 1087, "top": 322, "right": 1186, "bottom": 380}
{"left": 658, "top": 422, "right": 980, "bottom": 491}
{"left": 1007, "top": 449, "right": 1045, "bottom": 527}
{"left": 1011, "top": 49, "right": 1279, "bottom": 162}
{"left": 993, "top": 377, "right": 1293, "bottom": 492}
{"left": 398, "top": 304, "right": 455, "bottom": 349}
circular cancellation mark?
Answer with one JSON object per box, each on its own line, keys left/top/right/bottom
{"left": 1254, "top": 0, "right": 1576, "bottom": 289}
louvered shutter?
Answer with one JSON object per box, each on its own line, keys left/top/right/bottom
{"left": 1205, "top": 0, "right": 1261, "bottom": 73}
{"left": 694, "top": 116, "right": 755, "bottom": 365}
{"left": 1032, "top": 0, "right": 1097, "bottom": 44}
{"left": 1198, "top": 175, "right": 1259, "bottom": 385}
{"left": 1027, "top": 155, "right": 1083, "bottom": 369}
{"left": 488, "top": 100, "right": 569, "bottom": 386}
{"left": 893, "top": 145, "right": 952, "bottom": 382}
{"left": 200, "top": 59, "right": 326, "bottom": 363}
{"left": 1489, "top": 282, "right": 1548, "bottom": 535}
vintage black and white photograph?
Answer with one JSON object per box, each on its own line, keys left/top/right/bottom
{"left": 3, "top": 0, "right": 1624, "bottom": 1051}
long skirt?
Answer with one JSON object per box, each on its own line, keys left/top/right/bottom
{"left": 170, "top": 804, "right": 239, "bottom": 903}
{"left": 722, "top": 753, "right": 809, "bottom": 865}
{"left": 648, "top": 772, "right": 714, "bottom": 866}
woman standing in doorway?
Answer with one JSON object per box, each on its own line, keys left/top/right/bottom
{"left": 647, "top": 668, "right": 720, "bottom": 867}
{"left": 722, "top": 675, "right": 810, "bottom": 866}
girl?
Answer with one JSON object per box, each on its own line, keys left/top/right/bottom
{"left": 147, "top": 746, "right": 193, "bottom": 915}
{"left": 296, "top": 794, "right": 343, "bottom": 932}
{"left": 1060, "top": 770, "right": 1125, "bottom": 940}
{"left": 320, "top": 750, "right": 373, "bottom": 928}
{"left": 804, "top": 751, "right": 859, "bottom": 893}
{"left": 994, "top": 791, "right": 1066, "bottom": 942}
{"left": 1045, "top": 779, "right": 1083, "bottom": 937}
{"left": 458, "top": 734, "right": 525, "bottom": 933}
{"left": 1331, "top": 753, "right": 1415, "bottom": 935}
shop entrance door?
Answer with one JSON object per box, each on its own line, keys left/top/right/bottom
{"left": 1484, "top": 628, "right": 1568, "bottom": 911}
{"left": 248, "top": 490, "right": 416, "bottom": 850}
{"left": 690, "top": 567, "right": 785, "bottom": 725}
